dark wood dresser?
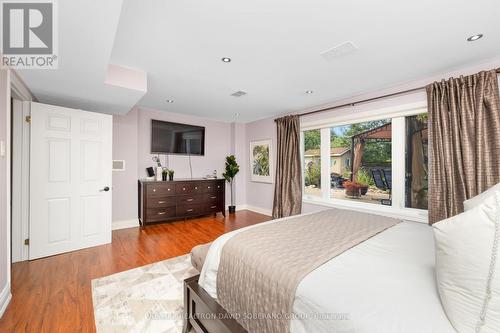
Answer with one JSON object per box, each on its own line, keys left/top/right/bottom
{"left": 138, "top": 178, "right": 225, "bottom": 226}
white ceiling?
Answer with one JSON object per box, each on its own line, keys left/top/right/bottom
{"left": 17, "top": 0, "right": 500, "bottom": 122}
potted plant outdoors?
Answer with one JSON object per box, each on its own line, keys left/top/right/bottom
{"left": 222, "top": 155, "right": 240, "bottom": 214}
{"left": 343, "top": 181, "right": 361, "bottom": 198}
{"left": 167, "top": 169, "right": 174, "bottom": 181}
{"left": 355, "top": 168, "right": 372, "bottom": 195}
{"left": 162, "top": 168, "right": 168, "bottom": 181}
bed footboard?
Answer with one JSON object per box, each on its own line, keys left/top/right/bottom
{"left": 183, "top": 275, "right": 247, "bottom": 333}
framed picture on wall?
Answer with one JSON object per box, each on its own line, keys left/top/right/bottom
{"left": 250, "top": 139, "right": 273, "bottom": 183}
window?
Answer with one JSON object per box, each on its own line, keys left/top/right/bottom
{"left": 303, "top": 129, "right": 321, "bottom": 197}
{"left": 329, "top": 119, "right": 392, "bottom": 205}
{"left": 405, "top": 113, "right": 428, "bottom": 210}
{"left": 301, "top": 108, "right": 429, "bottom": 218}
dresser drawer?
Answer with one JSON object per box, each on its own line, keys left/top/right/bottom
{"left": 176, "top": 194, "right": 203, "bottom": 205}
{"left": 147, "top": 196, "right": 175, "bottom": 208}
{"left": 175, "top": 182, "right": 202, "bottom": 195}
{"left": 146, "top": 207, "right": 176, "bottom": 221}
{"left": 203, "top": 193, "right": 221, "bottom": 203}
{"left": 177, "top": 204, "right": 201, "bottom": 216}
{"left": 205, "top": 202, "right": 222, "bottom": 213}
{"left": 202, "top": 181, "right": 224, "bottom": 193}
{"left": 146, "top": 183, "right": 175, "bottom": 196}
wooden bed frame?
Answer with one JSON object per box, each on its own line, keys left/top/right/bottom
{"left": 183, "top": 274, "right": 247, "bottom": 333}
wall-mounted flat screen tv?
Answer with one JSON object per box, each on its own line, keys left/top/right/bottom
{"left": 151, "top": 120, "right": 205, "bottom": 155}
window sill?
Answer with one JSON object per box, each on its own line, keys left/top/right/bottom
{"left": 302, "top": 196, "right": 428, "bottom": 224}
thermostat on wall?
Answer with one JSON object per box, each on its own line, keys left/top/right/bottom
{"left": 112, "top": 160, "right": 126, "bottom": 171}
{"left": 0, "top": 140, "right": 5, "bottom": 157}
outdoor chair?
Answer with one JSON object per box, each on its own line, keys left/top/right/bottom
{"left": 370, "top": 168, "right": 392, "bottom": 206}
{"left": 371, "top": 169, "right": 387, "bottom": 191}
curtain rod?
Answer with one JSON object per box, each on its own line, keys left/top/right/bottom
{"left": 298, "top": 68, "right": 500, "bottom": 118}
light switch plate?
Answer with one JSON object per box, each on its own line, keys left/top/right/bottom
{"left": 0, "top": 140, "right": 5, "bottom": 157}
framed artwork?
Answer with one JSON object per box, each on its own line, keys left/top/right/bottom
{"left": 250, "top": 139, "right": 273, "bottom": 183}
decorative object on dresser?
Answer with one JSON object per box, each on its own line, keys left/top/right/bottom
{"left": 152, "top": 155, "right": 163, "bottom": 181}
{"left": 222, "top": 155, "right": 240, "bottom": 214}
{"left": 138, "top": 179, "right": 225, "bottom": 226}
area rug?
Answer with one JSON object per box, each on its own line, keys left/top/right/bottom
{"left": 91, "top": 254, "right": 198, "bottom": 333}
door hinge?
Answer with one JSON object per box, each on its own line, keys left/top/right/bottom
{"left": 25, "top": 115, "right": 31, "bottom": 124}
{"left": 24, "top": 238, "right": 30, "bottom": 246}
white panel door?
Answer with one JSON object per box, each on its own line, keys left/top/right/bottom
{"left": 29, "top": 102, "right": 112, "bottom": 259}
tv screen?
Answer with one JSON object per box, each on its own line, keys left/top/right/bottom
{"left": 151, "top": 120, "right": 205, "bottom": 155}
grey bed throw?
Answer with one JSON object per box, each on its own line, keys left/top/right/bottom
{"left": 216, "top": 209, "right": 399, "bottom": 333}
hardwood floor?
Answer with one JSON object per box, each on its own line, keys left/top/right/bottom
{"left": 0, "top": 210, "right": 271, "bottom": 333}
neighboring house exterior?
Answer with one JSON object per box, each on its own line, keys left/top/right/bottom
{"left": 304, "top": 147, "right": 351, "bottom": 175}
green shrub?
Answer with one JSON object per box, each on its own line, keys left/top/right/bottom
{"left": 356, "top": 168, "right": 374, "bottom": 187}
{"left": 305, "top": 161, "right": 321, "bottom": 187}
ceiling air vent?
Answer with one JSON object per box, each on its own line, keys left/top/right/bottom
{"left": 320, "top": 41, "right": 358, "bottom": 62}
{"left": 231, "top": 91, "right": 247, "bottom": 97}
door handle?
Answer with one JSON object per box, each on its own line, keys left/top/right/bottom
{"left": 100, "top": 186, "right": 111, "bottom": 192}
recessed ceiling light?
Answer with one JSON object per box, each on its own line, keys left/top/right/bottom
{"left": 467, "top": 34, "right": 483, "bottom": 42}
{"left": 234, "top": 113, "right": 240, "bottom": 117}
{"left": 221, "top": 57, "right": 231, "bottom": 63}
{"left": 305, "top": 90, "right": 313, "bottom": 94}
{"left": 166, "top": 99, "right": 174, "bottom": 103}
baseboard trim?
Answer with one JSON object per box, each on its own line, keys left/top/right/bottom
{"left": 112, "top": 219, "right": 140, "bottom": 230}
{"left": 237, "top": 204, "right": 272, "bottom": 217}
{"left": 0, "top": 283, "right": 12, "bottom": 319}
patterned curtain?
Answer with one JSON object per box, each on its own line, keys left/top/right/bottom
{"left": 272, "top": 115, "right": 302, "bottom": 218}
{"left": 427, "top": 69, "right": 500, "bottom": 224}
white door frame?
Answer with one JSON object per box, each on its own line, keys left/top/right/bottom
{"left": 11, "top": 100, "right": 31, "bottom": 262}
{"left": 10, "top": 72, "right": 34, "bottom": 263}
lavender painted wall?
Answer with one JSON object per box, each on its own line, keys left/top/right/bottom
{"left": 136, "top": 107, "right": 232, "bottom": 181}
{"left": 112, "top": 107, "right": 237, "bottom": 223}
{"left": 231, "top": 123, "right": 247, "bottom": 207}
{"left": 245, "top": 118, "right": 276, "bottom": 213}
{"left": 112, "top": 108, "right": 139, "bottom": 222}
{"left": 244, "top": 58, "right": 500, "bottom": 214}
{"left": 0, "top": 69, "right": 11, "bottom": 304}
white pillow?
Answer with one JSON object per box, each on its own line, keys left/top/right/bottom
{"left": 433, "top": 191, "right": 500, "bottom": 333}
{"left": 464, "top": 182, "right": 500, "bottom": 211}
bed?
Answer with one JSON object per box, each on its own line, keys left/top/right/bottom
{"left": 185, "top": 209, "right": 456, "bottom": 333}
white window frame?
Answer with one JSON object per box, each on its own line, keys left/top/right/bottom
{"left": 301, "top": 102, "right": 429, "bottom": 223}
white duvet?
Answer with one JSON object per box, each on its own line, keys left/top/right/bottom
{"left": 199, "top": 215, "right": 456, "bottom": 333}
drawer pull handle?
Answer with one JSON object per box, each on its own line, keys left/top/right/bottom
{"left": 187, "top": 209, "right": 194, "bottom": 212}
{"left": 195, "top": 187, "right": 198, "bottom": 189}
{"left": 153, "top": 189, "right": 156, "bottom": 192}
{"left": 168, "top": 189, "right": 171, "bottom": 191}
{"left": 211, "top": 205, "right": 217, "bottom": 209}
{"left": 187, "top": 198, "right": 193, "bottom": 202}
{"left": 211, "top": 196, "right": 217, "bottom": 199}
{"left": 183, "top": 188, "right": 186, "bottom": 190}
{"left": 207, "top": 186, "right": 211, "bottom": 189}
{"left": 218, "top": 186, "right": 220, "bottom": 188}
{"left": 158, "top": 201, "right": 166, "bottom": 204}
{"left": 158, "top": 212, "right": 166, "bottom": 215}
